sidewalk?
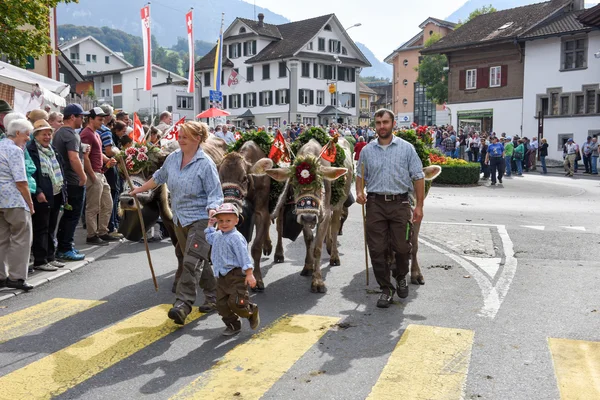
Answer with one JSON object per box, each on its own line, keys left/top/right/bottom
{"left": 0, "top": 225, "right": 124, "bottom": 302}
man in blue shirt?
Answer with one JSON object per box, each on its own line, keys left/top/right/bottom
{"left": 485, "top": 136, "right": 505, "bottom": 185}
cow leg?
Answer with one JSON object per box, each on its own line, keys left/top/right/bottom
{"left": 310, "top": 214, "right": 330, "bottom": 293}
{"left": 263, "top": 227, "right": 273, "bottom": 256}
{"left": 274, "top": 206, "right": 285, "bottom": 263}
{"left": 338, "top": 206, "right": 349, "bottom": 235}
{"left": 300, "top": 225, "right": 315, "bottom": 277}
{"left": 410, "top": 221, "right": 425, "bottom": 285}
{"left": 328, "top": 209, "right": 342, "bottom": 266}
{"left": 250, "top": 209, "right": 269, "bottom": 292}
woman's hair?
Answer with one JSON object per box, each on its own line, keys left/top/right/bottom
{"left": 150, "top": 126, "right": 159, "bottom": 136}
{"left": 28, "top": 109, "right": 49, "bottom": 123}
{"left": 120, "top": 135, "right": 133, "bottom": 147}
{"left": 48, "top": 112, "right": 63, "bottom": 123}
{"left": 180, "top": 121, "right": 208, "bottom": 144}
{"left": 112, "top": 121, "right": 127, "bottom": 134}
{"left": 3, "top": 112, "right": 26, "bottom": 130}
{"left": 541, "top": 138, "right": 547, "bottom": 144}
{"left": 6, "top": 119, "right": 33, "bottom": 138}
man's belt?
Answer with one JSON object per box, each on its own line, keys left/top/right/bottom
{"left": 367, "top": 192, "right": 409, "bottom": 202}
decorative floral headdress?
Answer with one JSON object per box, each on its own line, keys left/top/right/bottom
{"left": 289, "top": 155, "right": 322, "bottom": 197}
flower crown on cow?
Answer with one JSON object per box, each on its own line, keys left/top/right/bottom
{"left": 289, "top": 155, "right": 323, "bottom": 196}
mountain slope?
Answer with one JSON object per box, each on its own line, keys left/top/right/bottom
{"left": 356, "top": 43, "right": 392, "bottom": 79}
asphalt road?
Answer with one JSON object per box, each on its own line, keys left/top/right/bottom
{"left": 0, "top": 172, "right": 599, "bottom": 400}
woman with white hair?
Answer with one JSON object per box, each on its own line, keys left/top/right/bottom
{"left": 0, "top": 119, "right": 35, "bottom": 291}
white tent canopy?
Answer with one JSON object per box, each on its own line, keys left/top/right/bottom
{"left": 0, "top": 61, "right": 70, "bottom": 109}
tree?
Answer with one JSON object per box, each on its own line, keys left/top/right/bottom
{"left": 416, "top": 34, "right": 448, "bottom": 105}
{"left": 456, "top": 5, "right": 498, "bottom": 27}
{"left": 1, "top": 0, "right": 78, "bottom": 67}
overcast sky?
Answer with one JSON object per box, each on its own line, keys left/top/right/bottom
{"left": 254, "top": 0, "right": 468, "bottom": 60}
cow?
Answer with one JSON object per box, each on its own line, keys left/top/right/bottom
{"left": 118, "top": 136, "right": 227, "bottom": 292}
{"left": 216, "top": 141, "right": 274, "bottom": 291}
{"left": 265, "top": 137, "right": 352, "bottom": 293}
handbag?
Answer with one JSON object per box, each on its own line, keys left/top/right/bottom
{"left": 514, "top": 151, "right": 523, "bottom": 160}
{"left": 576, "top": 151, "right": 582, "bottom": 162}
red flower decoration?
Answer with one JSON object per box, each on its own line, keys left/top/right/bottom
{"left": 296, "top": 162, "right": 315, "bottom": 185}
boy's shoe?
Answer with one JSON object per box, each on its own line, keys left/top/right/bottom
{"left": 248, "top": 306, "right": 260, "bottom": 330}
{"left": 48, "top": 260, "right": 66, "bottom": 268}
{"left": 198, "top": 299, "right": 216, "bottom": 313}
{"left": 99, "top": 234, "right": 120, "bottom": 242}
{"left": 222, "top": 321, "right": 242, "bottom": 336}
{"left": 57, "top": 250, "right": 85, "bottom": 262}
{"left": 168, "top": 301, "right": 191, "bottom": 325}
{"left": 396, "top": 276, "right": 409, "bottom": 298}
{"left": 86, "top": 236, "right": 109, "bottom": 246}
{"left": 34, "top": 263, "right": 58, "bottom": 272}
{"left": 376, "top": 292, "right": 394, "bottom": 308}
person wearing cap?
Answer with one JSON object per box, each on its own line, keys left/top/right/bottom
{"left": 485, "top": 136, "right": 505, "bottom": 186}
{"left": 504, "top": 136, "right": 514, "bottom": 177}
{"left": 564, "top": 138, "right": 578, "bottom": 177}
{"left": 80, "top": 107, "right": 118, "bottom": 246}
{"left": 27, "top": 120, "right": 67, "bottom": 272}
{"left": 205, "top": 203, "right": 259, "bottom": 336}
{"left": 0, "top": 100, "right": 13, "bottom": 139}
{"left": 0, "top": 118, "right": 35, "bottom": 291}
{"left": 53, "top": 104, "right": 89, "bottom": 261}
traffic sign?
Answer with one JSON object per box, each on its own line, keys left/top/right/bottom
{"left": 209, "top": 90, "right": 222, "bottom": 102}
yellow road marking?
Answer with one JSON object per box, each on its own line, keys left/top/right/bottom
{"left": 367, "top": 324, "right": 475, "bottom": 400}
{"left": 0, "top": 298, "right": 105, "bottom": 344}
{"left": 170, "top": 314, "right": 340, "bottom": 400}
{"left": 0, "top": 304, "right": 204, "bottom": 400}
{"left": 549, "top": 337, "right": 600, "bottom": 400}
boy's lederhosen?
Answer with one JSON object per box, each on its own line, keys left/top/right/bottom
{"left": 216, "top": 267, "right": 257, "bottom": 326}
{"left": 365, "top": 193, "right": 413, "bottom": 296}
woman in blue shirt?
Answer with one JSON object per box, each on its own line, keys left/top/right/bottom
{"left": 131, "top": 121, "right": 223, "bottom": 325}
{"left": 485, "top": 136, "right": 505, "bottom": 185}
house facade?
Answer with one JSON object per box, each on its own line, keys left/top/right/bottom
{"left": 59, "top": 36, "right": 132, "bottom": 76}
{"left": 195, "top": 13, "right": 371, "bottom": 128}
{"left": 358, "top": 81, "right": 377, "bottom": 126}
{"left": 385, "top": 17, "right": 455, "bottom": 126}
{"left": 422, "top": 0, "right": 584, "bottom": 136}
{"left": 522, "top": 10, "right": 600, "bottom": 161}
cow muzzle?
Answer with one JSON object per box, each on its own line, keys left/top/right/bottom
{"left": 296, "top": 195, "right": 320, "bottom": 228}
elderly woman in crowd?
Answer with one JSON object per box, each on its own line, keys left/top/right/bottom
{"left": 27, "top": 120, "right": 66, "bottom": 272}
{"left": 130, "top": 121, "right": 223, "bottom": 325}
{"left": 48, "top": 111, "right": 64, "bottom": 133}
{"left": 0, "top": 119, "right": 35, "bottom": 291}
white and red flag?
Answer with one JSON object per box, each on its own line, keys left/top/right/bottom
{"left": 131, "top": 112, "right": 145, "bottom": 143}
{"left": 268, "top": 131, "right": 291, "bottom": 164}
{"left": 227, "top": 69, "right": 239, "bottom": 87}
{"left": 185, "top": 10, "right": 194, "bottom": 93}
{"left": 140, "top": 5, "right": 152, "bottom": 91}
{"left": 162, "top": 117, "right": 186, "bottom": 144}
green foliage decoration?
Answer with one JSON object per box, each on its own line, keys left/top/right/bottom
{"left": 434, "top": 163, "right": 480, "bottom": 185}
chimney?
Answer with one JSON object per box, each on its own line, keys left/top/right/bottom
{"left": 572, "top": 0, "right": 584, "bottom": 10}
{"left": 257, "top": 13, "right": 264, "bottom": 27}
{"left": 166, "top": 72, "right": 172, "bottom": 84}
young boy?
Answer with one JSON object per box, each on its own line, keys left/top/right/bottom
{"left": 206, "top": 203, "right": 260, "bottom": 336}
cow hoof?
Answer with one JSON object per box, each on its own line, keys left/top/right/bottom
{"left": 326, "top": 245, "right": 332, "bottom": 256}
{"left": 274, "top": 254, "right": 285, "bottom": 263}
{"left": 330, "top": 258, "right": 340, "bottom": 266}
{"left": 252, "top": 282, "right": 265, "bottom": 292}
{"left": 300, "top": 268, "right": 313, "bottom": 277}
{"left": 263, "top": 243, "right": 273, "bottom": 256}
{"left": 411, "top": 276, "right": 425, "bottom": 285}
{"left": 311, "top": 283, "right": 327, "bottom": 293}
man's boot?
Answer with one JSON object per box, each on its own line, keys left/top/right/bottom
{"left": 198, "top": 292, "right": 217, "bottom": 313}
{"left": 222, "top": 319, "right": 242, "bottom": 336}
{"left": 168, "top": 300, "right": 191, "bottom": 325}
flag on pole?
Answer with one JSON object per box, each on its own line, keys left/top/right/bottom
{"left": 185, "top": 10, "right": 194, "bottom": 94}
{"left": 213, "top": 13, "right": 224, "bottom": 92}
{"left": 268, "top": 131, "right": 291, "bottom": 164}
{"left": 319, "top": 137, "right": 338, "bottom": 163}
{"left": 140, "top": 5, "right": 152, "bottom": 91}
{"left": 162, "top": 117, "right": 186, "bottom": 143}
{"left": 227, "top": 69, "right": 239, "bottom": 87}
{"left": 131, "top": 112, "right": 145, "bottom": 143}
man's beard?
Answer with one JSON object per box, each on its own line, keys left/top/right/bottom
{"left": 378, "top": 128, "right": 392, "bottom": 139}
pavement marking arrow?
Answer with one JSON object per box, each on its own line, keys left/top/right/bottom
{"left": 367, "top": 324, "right": 475, "bottom": 400}
{"left": 548, "top": 337, "right": 600, "bottom": 400}
{"left": 521, "top": 225, "right": 546, "bottom": 231}
{"left": 463, "top": 256, "right": 503, "bottom": 280}
{"left": 0, "top": 298, "right": 105, "bottom": 344}
{"left": 560, "top": 226, "right": 586, "bottom": 231}
{"left": 170, "top": 314, "right": 339, "bottom": 400}
{"left": 0, "top": 304, "right": 205, "bottom": 400}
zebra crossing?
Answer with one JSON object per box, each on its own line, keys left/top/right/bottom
{"left": 0, "top": 298, "right": 598, "bottom": 400}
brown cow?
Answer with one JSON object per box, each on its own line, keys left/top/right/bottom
{"left": 217, "top": 141, "right": 273, "bottom": 291}
{"left": 265, "top": 138, "right": 352, "bottom": 293}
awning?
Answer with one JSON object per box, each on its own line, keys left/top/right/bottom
{"left": 318, "top": 105, "right": 352, "bottom": 117}
{"left": 0, "top": 61, "right": 70, "bottom": 108}
{"left": 238, "top": 109, "right": 254, "bottom": 118}
{"left": 457, "top": 109, "right": 493, "bottom": 119}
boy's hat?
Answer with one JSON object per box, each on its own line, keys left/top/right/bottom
{"left": 213, "top": 203, "right": 240, "bottom": 217}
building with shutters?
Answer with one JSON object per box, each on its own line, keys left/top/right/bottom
{"left": 195, "top": 13, "right": 371, "bottom": 128}
{"left": 422, "top": 0, "right": 586, "bottom": 136}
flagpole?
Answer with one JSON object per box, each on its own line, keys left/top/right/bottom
{"left": 148, "top": 2, "right": 154, "bottom": 127}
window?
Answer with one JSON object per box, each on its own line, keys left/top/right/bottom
{"left": 70, "top": 53, "right": 79, "bottom": 60}
{"left": 490, "top": 66, "right": 501, "bottom": 87}
{"left": 403, "top": 59, "right": 408, "bottom": 66}
{"left": 243, "top": 93, "right": 256, "bottom": 108}
{"left": 106, "top": 89, "right": 111, "bottom": 97}
{"left": 229, "top": 43, "right": 242, "bottom": 58}
{"left": 562, "top": 38, "right": 587, "bottom": 70}
{"left": 403, "top": 98, "right": 408, "bottom": 105}
{"left": 113, "top": 96, "right": 122, "bottom": 108}
{"left": 267, "top": 118, "right": 281, "bottom": 127}
{"left": 279, "top": 62, "right": 287, "bottom": 78}
{"left": 561, "top": 96, "right": 570, "bottom": 115}
{"left": 246, "top": 66, "right": 254, "bottom": 82}
{"left": 275, "top": 89, "right": 289, "bottom": 105}
{"left": 342, "top": 47, "right": 347, "bottom": 56}
{"left": 259, "top": 91, "right": 273, "bottom": 106}
{"left": 324, "top": 24, "right": 332, "bottom": 31}
{"left": 551, "top": 92, "right": 559, "bottom": 115}
{"left": 301, "top": 62, "right": 310, "bottom": 78}
{"left": 466, "top": 69, "right": 477, "bottom": 90}
{"left": 104, "top": 56, "right": 110, "bottom": 64}
{"left": 113, "top": 74, "right": 122, "bottom": 84}
{"left": 177, "top": 96, "right": 194, "bottom": 110}
{"left": 307, "top": 42, "right": 313, "bottom": 50}
{"left": 92, "top": 55, "right": 97, "bottom": 63}
{"left": 262, "top": 64, "right": 270, "bottom": 80}
{"left": 541, "top": 98, "right": 549, "bottom": 116}
{"left": 239, "top": 27, "right": 246, "bottom": 34}
{"left": 152, "top": 71, "right": 158, "bottom": 78}
{"left": 586, "top": 90, "right": 596, "bottom": 114}
{"left": 318, "top": 38, "right": 325, "bottom": 51}
{"left": 86, "top": 54, "right": 91, "bottom": 62}
{"left": 316, "top": 90, "right": 325, "bottom": 106}
{"left": 244, "top": 40, "right": 257, "bottom": 56}
{"left": 204, "top": 72, "right": 211, "bottom": 87}
{"left": 403, "top": 79, "right": 408, "bottom": 86}
{"left": 329, "top": 39, "right": 341, "bottom": 54}
{"left": 101, "top": 76, "right": 105, "bottom": 83}
{"left": 87, "top": 70, "right": 92, "bottom": 75}
{"left": 101, "top": 89, "right": 105, "bottom": 97}
{"left": 314, "top": 63, "right": 324, "bottom": 79}
{"left": 575, "top": 95, "right": 585, "bottom": 114}
{"left": 303, "top": 117, "right": 316, "bottom": 126}
{"left": 331, "top": 92, "right": 337, "bottom": 106}
{"left": 230, "top": 94, "right": 241, "bottom": 109}
{"left": 299, "top": 89, "right": 313, "bottom": 105}
{"left": 360, "top": 98, "right": 368, "bottom": 108}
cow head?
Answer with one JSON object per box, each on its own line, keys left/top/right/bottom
{"left": 218, "top": 152, "right": 273, "bottom": 210}
{"left": 265, "top": 155, "right": 347, "bottom": 228}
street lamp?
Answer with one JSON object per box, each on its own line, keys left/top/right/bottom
{"left": 345, "top": 23, "right": 362, "bottom": 31}
{"left": 333, "top": 55, "right": 343, "bottom": 126}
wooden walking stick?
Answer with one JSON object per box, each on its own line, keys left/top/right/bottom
{"left": 117, "top": 156, "right": 159, "bottom": 291}
{"left": 361, "top": 163, "right": 369, "bottom": 286}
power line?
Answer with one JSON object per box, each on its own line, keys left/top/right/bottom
{"left": 151, "top": 0, "right": 188, "bottom": 14}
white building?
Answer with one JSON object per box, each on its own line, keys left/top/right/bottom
{"left": 522, "top": 10, "right": 600, "bottom": 161}
{"left": 195, "top": 13, "right": 371, "bottom": 128}
{"left": 59, "top": 36, "right": 132, "bottom": 76}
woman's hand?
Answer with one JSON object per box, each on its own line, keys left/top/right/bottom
{"left": 36, "top": 192, "right": 47, "bottom": 203}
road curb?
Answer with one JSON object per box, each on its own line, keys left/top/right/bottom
{"left": 0, "top": 241, "right": 123, "bottom": 303}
